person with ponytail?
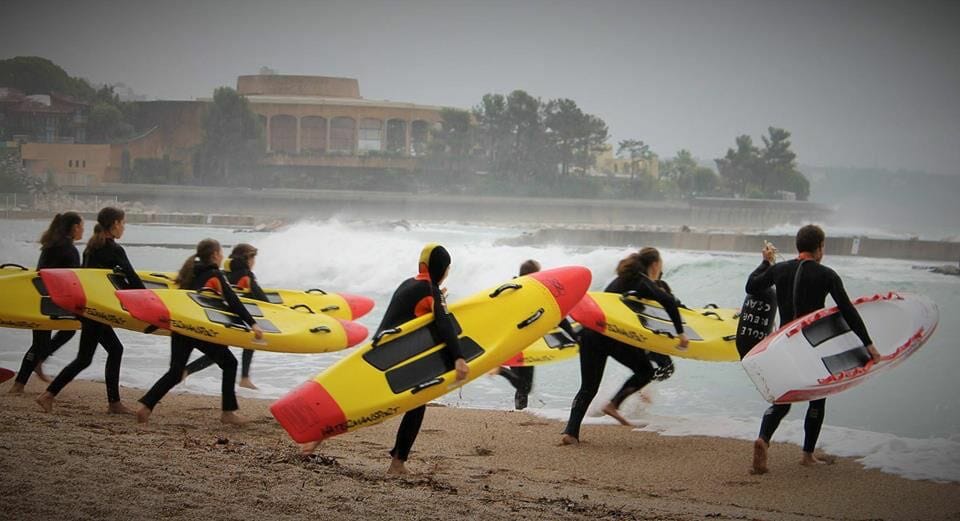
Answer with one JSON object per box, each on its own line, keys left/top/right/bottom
{"left": 37, "top": 207, "right": 143, "bottom": 414}
{"left": 8, "top": 212, "right": 84, "bottom": 394}
{"left": 137, "top": 239, "right": 263, "bottom": 425}
{"left": 300, "top": 243, "right": 468, "bottom": 475}
{"left": 561, "top": 247, "right": 689, "bottom": 445}
{"left": 183, "top": 243, "right": 264, "bottom": 389}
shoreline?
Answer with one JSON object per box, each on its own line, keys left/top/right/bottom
{"left": 2, "top": 378, "right": 958, "bottom": 520}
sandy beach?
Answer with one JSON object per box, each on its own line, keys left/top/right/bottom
{"left": 1, "top": 378, "right": 957, "bottom": 521}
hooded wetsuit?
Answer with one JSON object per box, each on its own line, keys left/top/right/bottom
{"left": 382, "top": 243, "right": 463, "bottom": 462}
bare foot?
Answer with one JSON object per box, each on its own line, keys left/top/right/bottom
{"left": 800, "top": 452, "right": 835, "bottom": 466}
{"left": 560, "top": 434, "right": 579, "bottom": 446}
{"left": 239, "top": 377, "right": 258, "bottom": 390}
{"left": 36, "top": 392, "right": 55, "bottom": 413}
{"left": 34, "top": 364, "right": 52, "bottom": 383}
{"left": 136, "top": 406, "right": 152, "bottom": 424}
{"left": 108, "top": 401, "right": 135, "bottom": 415}
{"left": 751, "top": 438, "right": 769, "bottom": 475}
{"left": 220, "top": 411, "right": 249, "bottom": 426}
{"left": 299, "top": 440, "right": 322, "bottom": 457}
{"left": 386, "top": 458, "right": 410, "bottom": 475}
{"left": 601, "top": 402, "right": 633, "bottom": 426}
{"left": 7, "top": 382, "right": 25, "bottom": 394}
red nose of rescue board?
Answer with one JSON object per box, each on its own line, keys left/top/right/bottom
{"left": 338, "top": 319, "right": 368, "bottom": 347}
{"left": 569, "top": 293, "right": 606, "bottom": 334}
{"left": 39, "top": 269, "right": 87, "bottom": 315}
{"left": 528, "top": 266, "right": 592, "bottom": 317}
{"left": 271, "top": 381, "right": 348, "bottom": 443}
{"left": 115, "top": 289, "right": 171, "bottom": 328}
{"left": 340, "top": 293, "right": 375, "bottom": 319}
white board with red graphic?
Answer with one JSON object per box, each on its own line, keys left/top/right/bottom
{"left": 741, "top": 292, "right": 939, "bottom": 403}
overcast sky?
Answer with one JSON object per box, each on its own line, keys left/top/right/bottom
{"left": 2, "top": 0, "right": 958, "bottom": 175}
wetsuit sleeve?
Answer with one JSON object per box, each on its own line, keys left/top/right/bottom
{"left": 745, "top": 260, "right": 775, "bottom": 295}
{"left": 643, "top": 279, "right": 685, "bottom": 335}
{"left": 36, "top": 248, "right": 51, "bottom": 270}
{"left": 114, "top": 245, "right": 145, "bottom": 289}
{"left": 828, "top": 271, "right": 873, "bottom": 346}
{"left": 68, "top": 245, "right": 81, "bottom": 268}
{"left": 248, "top": 274, "right": 268, "bottom": 302}
{"left": 558, "top": 317, "right": 577, "bottom": 338}
{"left": 432, "top": 286, "right": 463, "bottom": 360}
{"left": 217, "top": 271, "right": 256, "bottom": 326}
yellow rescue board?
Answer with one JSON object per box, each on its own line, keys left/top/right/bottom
{"left": 271, "top": 266, "right": 591, "bottom": 443}
{"left": 571, "top": 292, "right": 740, "bottom": 362}
{"left": 114, "top": 288, "right": 368, "bottom": 353}
{"left": 0, "top": 268, "right": 176, "bottom": 331}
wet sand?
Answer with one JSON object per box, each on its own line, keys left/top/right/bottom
{"left": 2, "top": 378, "right": 958, "bottom": 521}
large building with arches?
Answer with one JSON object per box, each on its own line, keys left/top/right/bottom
{"left": 240, "top": 75, "right": 443, "bottom": 172}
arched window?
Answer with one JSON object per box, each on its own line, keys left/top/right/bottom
{"left": 358, "top": 118, "right": 382, "bottom": 152}
{"left": 410, "top": 120, "right": 429, "bottom": 156}
{"left": 385, "top": 119, "right": 406, "bottom": 153}
{"left": 329, "top": 117, "right": 356, "bottom": 152}
{"left": 270, "top": 115, "right": 297, "bottom": 153}
{"left": 300, "top": 116, "right": 327, "bottom": 152}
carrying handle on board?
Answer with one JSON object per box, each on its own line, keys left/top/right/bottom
{"left": 224, "top": 322, "right": 251, "bottom": 332}
{"left": 150, "top": 272, "right": 176, "bottom": 281}
{"left": 372, "top": 327, "right": 402, "bottom": 347}
{"left": 411, "top": 377, "right": 444, "bottom": 394}
{"left": 320, "top": 305, "right": 340, "bottom": 313}
{"left": 701, "top": 310, "right": 723, "bottom": 320}
{"left": 1, "top": 263, "right": 28, "bottom": 271}
{"left": 291, "top": 304, "right": 316, "bottom": 314}
{"left": 310, "top": 325, "right": 331, "bottom": 334}
{"left": 704, "top": 303, "right": 719, "bottom": 309}
{"left": 651, "top": 329, "right": 676, "bottom": 339}
{"left": 516, "top": 308, "right": 545, "bottom": 329}
{"left": 489, "top": 282, "right": 522, "bottom": 298}
{"left": 305, "top": 288, "right": 327, "bottom": 295}
{"left": 723, "top": 334, "right": 737, "bottom": 342}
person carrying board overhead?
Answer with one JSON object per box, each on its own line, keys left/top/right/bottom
{"left": 746, "top": 224, "right": 881, "bottom": 474}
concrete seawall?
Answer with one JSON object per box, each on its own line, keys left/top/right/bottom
{"left": 500, "top": 228, "right": 960, "bottom": 263}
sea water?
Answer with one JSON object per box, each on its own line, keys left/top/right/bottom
{"left": 1, "top": 218, "right": 957, "bottom": 482}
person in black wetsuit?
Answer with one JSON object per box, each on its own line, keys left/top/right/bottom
{"left": 300, "top": 243, "right": 468, "bottom": 474}
{"left": 561, "top": 248, "right": 689, "bottom": 445}
{"left": 183, "top": 243, "right": 263, "bottom": 390}
{"left": 496, "top": 259, "right": 578, "bottom": 410}
{"left": 604, "top": 277, "right": 679, "bottom": 415}
{"left": 9, "top": 212, "right": 84, "bottom": 394}
{"left": 747, "top": 225, "right": 881, "bottom": 474}
{"left": 136, "top": 239, "right": 263, "bottom": 425}
{"left": 36, "top": 207, "right": 142, "bottom": 414}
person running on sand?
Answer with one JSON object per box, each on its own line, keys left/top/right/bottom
{"left": 746, "top": 225, "right": 881, "bottom": 474}
{"left": 10, "top": 212, "right": 83, "bottom": 394}
{"left": 183, "top": 243, "right": 263, "bottom": 390}
{"left": 561, "top": 248, "right": 689, "bottom": 445}
{"left": 495, "top": 259, "right": 578, "bottom": 410}
{"left": 136, "top": 239, "right": 263, "bottom": 425}
{"left": 300, "top": 243, "right": 468, "bottom": 474}
{"left": 37, "top": 207, "right": 142, "bottom": 414}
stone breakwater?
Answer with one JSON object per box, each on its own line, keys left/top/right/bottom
{"left": 498, "top": 228, "right": 960, "bottom": 262}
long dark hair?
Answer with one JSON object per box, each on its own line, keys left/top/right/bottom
{"left": 616, "top": 247, "right": 661, "bottom": 279}
{"left": 40, "top": 212, "right": 82, "bottom": 248}
{"left": 229, "top": 243, "right": 258, "bottom": 269}
{"left": 518, "top": 259, "right": 541, "bottom": 276}
{"left": 176, "top": 238, "right": 221, "bottom": 289}
{"left": 85, "top": 207, "right": 125, "bottom": 254}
